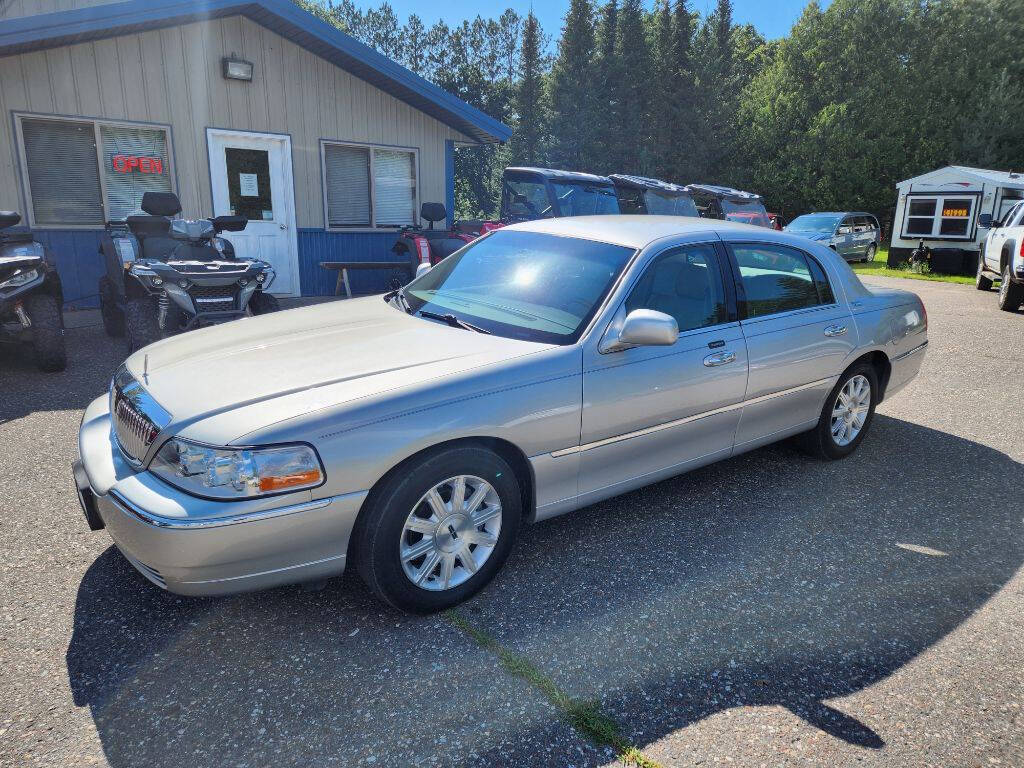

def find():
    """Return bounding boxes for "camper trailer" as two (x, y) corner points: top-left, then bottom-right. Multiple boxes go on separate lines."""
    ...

(890, 166), (1024, 274)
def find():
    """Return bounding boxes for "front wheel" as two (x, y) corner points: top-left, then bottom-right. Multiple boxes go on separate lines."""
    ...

(125, 296), (161, 353)
(248, 291), (280, 315)
(25, 293), (66, 372)
(998, 265), (1023, 312)
(353, 446), (521, 613)
(976, 255), (993, 291)
(797, 363), (878, 460)
(98, 277), (125, 336)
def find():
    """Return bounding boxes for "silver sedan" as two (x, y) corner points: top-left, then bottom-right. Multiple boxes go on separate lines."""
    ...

(74, 216), (928, 612)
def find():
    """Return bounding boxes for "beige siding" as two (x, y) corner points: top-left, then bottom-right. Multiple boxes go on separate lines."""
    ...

(0, 0), (116, 21)
(0, 15), (473, 227)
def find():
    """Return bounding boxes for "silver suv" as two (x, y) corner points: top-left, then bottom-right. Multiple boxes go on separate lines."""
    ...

(785, 212), (881, 262)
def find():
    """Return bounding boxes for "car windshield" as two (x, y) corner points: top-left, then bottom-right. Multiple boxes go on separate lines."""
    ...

(722, 198), (769, 226)
(402, 229), (635, 344)
(644, 191), (699, 217)
(786, 214), (841, 233)
(504, 179), (553, 221)
(551, 182), (620, 216)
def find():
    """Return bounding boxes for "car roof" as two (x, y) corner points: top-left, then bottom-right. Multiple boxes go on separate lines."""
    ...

(501, 215), (776, 249)
(687, 184), (763, 202)
(504, 167), (614, 184)
(608, 174), (692, 195)
(798, 211), (876, 217)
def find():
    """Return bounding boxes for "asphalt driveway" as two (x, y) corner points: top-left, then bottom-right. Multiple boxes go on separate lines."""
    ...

(1, 277), (1021, 767)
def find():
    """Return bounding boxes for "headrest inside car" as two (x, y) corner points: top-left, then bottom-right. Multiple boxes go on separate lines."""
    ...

(420, 202), (447, 223)
(141, 191), (183, 217)
(0, 211), (22, 229)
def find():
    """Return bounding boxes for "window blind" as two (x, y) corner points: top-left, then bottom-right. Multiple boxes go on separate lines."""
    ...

(324, 144), (371, 227)
(373, 149), (416, 227)
(21, 118), (103, 225)
(100, 125), (172, 221)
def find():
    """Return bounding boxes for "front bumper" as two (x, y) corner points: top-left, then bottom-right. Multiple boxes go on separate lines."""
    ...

(74, 394), (367, 596)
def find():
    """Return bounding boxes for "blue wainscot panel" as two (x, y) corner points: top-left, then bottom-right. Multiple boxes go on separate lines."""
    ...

(296, 229), (412, 297)
(34, 229), (105, 309)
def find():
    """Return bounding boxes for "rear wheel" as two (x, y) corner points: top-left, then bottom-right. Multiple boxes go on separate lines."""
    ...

(354, 446), (521, 613)
(248, 291), (280, 315)
(797, 363), (878, 460)
(25, 293), (66, 372)
(125, 296), (161, 353)
(998, 264), (1023, 311)
(863, 244), (876, 263)
(98, 277), (125, 336)
(976, 255), (993, 291)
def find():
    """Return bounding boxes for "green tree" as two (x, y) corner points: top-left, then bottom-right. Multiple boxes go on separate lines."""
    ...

(666, 0), (701, 182)
(509, 11), (547, 166)
(613, 0), (653, 173)
(593, 0), (622, 169)
(548, 0), (597, 170)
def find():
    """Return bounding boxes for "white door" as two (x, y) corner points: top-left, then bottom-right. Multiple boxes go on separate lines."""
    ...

(207, 129), (299, 296)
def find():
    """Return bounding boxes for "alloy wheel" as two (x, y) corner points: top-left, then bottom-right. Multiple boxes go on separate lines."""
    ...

(831, 374), (871, 447)
(399, 475), (502, 591)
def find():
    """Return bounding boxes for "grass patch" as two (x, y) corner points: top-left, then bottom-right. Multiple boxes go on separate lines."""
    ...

(444, 610), (663, 768)
(849, 248), (975, 285)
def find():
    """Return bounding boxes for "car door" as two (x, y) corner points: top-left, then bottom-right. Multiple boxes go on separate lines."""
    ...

(577, 241), (748, 503)
(854, 216), (873, 255)
(834, 216), (857, 259)
(984, 203), (1015, 270)
(726, 240), (856, 451)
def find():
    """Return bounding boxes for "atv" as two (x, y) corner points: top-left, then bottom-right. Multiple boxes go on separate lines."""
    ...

(687, 184), (773, 227)
(98, 192), (280, 352)
(0, 211), (66, 371)
(392, 202), (474, 276)
(609, 174), (699, 217)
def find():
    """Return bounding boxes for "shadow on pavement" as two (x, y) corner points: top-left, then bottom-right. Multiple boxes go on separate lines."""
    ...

(67, 416), (1023, 766)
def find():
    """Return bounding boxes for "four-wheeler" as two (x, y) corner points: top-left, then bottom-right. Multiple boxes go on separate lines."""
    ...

(0, 211), (66, 371)
(976, 203), (1024, 311)
(98, 192), (279, 352)
(689, 184), (773, 227)
(609, 174), (699, 217)
(392, 203), (474, 275)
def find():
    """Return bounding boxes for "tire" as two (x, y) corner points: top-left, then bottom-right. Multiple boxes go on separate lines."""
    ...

(24, 292), (66, 372)
(976, 255), (993, 291)
(353, 446), (522, 613)
(248, 291), (280, 315)
(797, 362), (878, 460)
(125, 296), (161, 353)
(863, 244), (876, 263)
(998, 264), (1023, 312)
(98, 277), (125, 336)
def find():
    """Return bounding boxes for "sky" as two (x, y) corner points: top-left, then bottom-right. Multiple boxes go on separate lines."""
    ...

(364, 0), (830, 42)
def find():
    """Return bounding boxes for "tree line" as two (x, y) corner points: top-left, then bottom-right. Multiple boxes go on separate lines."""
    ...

(301, 0), (1024, 228)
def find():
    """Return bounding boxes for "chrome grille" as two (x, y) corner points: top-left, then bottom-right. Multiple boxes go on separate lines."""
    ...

(110, 366), (171, 465)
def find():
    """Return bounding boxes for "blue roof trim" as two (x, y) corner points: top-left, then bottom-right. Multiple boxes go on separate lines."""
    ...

(0, 0), (511, 144)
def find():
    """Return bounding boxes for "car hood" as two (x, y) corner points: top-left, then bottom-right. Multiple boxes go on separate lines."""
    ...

(124, 297), (552, 440)
(785, 230), (834, 242)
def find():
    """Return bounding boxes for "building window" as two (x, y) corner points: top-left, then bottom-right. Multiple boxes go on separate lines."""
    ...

(902, 195), (976, 239)
(322, 141), (418, 229)
(17, 114), (173, 227)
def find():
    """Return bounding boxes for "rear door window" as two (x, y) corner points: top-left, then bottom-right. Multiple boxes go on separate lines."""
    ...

(731, 243), (832, 318)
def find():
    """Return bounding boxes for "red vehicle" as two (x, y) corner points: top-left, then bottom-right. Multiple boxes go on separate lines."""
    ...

(392, 203), (474, 273)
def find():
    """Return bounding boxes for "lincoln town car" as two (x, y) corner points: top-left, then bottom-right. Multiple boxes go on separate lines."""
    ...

(74, 216), (928, 613)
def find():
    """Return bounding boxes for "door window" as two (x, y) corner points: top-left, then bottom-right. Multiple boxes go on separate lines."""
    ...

(732, 244), (832, 318)
(225, 147), (273, 221)
(625, 243), (728, 334)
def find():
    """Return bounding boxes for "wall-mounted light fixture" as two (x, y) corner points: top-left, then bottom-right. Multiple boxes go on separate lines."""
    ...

(222, 56), (253, 82)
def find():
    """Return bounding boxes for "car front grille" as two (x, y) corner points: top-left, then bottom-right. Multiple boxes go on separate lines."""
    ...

(191, 285), (238, 313)
(110, 366), (171, 465)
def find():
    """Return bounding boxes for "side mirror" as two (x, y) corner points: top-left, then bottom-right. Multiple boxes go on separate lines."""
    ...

(415, 262), (432, 280)
(979, 213), (993, 229)
(601, 308), (678, 353)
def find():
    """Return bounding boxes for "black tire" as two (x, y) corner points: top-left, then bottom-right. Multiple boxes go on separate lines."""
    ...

(863, 244), (876, 263)
(125, 296), (161, 353)
(98, 277), (125, 337)
(353, 446), (522, 613)
(998, 264), (1023, 312)
(976, 255), (993, 291)
(248, 291), (280, 315)
(797, 362), (878, 460)
(24, 292), (66, 372)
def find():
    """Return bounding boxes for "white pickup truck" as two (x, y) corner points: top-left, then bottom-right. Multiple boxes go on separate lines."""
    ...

(977, 203), (1024, 311)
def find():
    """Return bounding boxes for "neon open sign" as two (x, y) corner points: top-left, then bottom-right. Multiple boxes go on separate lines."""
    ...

(111, 155), (164, 174)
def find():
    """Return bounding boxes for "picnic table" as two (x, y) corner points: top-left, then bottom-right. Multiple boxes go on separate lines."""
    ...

(319, 261), (413, 298)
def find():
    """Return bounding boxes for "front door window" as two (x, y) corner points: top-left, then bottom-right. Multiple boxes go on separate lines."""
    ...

(225, 147), (274, 221)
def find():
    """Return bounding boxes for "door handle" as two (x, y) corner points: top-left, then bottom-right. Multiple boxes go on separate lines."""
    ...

(824, 324), (848, 337)
(703, 350), (736, 367)
(279, 224), (287, 230)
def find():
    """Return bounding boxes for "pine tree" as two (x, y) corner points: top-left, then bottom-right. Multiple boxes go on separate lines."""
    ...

(668, 0), (701, 181)
(714, 0), (733, 79)
(548, 0), (597, 170)
(593, 0), (621, 169)
(511, 12), (546, 165)
(652, 0), (675, 177)
(615, 0), (652, 173)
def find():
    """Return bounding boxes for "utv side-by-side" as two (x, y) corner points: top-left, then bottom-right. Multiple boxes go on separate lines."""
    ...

(688, 184), (773, 227)
(609, 174), (700, 217)
(98, 192), (279, 352)
(0, 211), (66, 371)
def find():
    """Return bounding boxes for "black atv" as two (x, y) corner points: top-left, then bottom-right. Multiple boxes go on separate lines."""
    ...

(0, 211), (66, 371)
(98, 192), (280, 352)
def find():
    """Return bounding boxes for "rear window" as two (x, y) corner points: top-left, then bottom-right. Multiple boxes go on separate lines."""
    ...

(732, 243), (834, 318)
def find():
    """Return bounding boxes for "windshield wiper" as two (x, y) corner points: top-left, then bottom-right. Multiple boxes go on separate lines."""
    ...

(419, 310), (491, 334)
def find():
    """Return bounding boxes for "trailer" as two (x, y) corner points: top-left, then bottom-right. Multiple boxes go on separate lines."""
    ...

(889, 166), (1024, 274)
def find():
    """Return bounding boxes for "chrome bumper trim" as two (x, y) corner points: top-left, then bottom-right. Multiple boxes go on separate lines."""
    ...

(892, 339), (928, 362)
(107, 490), (336, 529)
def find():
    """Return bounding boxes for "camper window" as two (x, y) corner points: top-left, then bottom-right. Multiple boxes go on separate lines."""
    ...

(902, 194), (976, 239)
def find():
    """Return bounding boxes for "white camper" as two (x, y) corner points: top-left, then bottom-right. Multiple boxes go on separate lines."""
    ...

(890, 165), (1024, 274)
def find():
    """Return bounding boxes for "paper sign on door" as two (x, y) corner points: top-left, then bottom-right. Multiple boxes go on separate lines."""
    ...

(239, 173), (259, 197)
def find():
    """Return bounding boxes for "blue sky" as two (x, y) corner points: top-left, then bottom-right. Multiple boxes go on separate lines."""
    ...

(365, 0), (828, 42)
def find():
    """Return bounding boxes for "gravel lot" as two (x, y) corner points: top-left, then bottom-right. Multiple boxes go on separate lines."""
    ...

(1, 277), (1021, 768)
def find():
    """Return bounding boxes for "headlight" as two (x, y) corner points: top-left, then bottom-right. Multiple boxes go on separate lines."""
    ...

(0, 268), (39, 291)
(150, 438), (324, 499)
